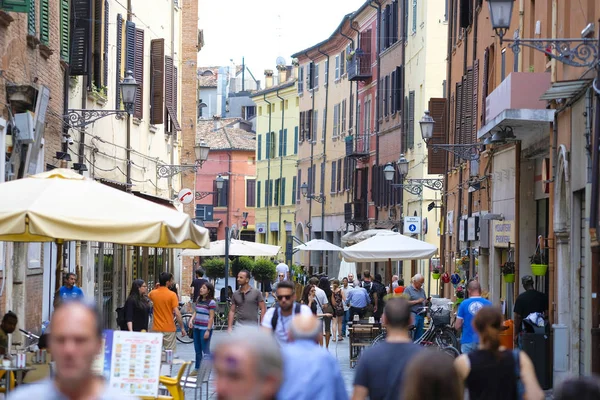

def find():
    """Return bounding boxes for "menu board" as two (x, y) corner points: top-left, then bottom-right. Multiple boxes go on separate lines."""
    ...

(95, 330), (163, 397)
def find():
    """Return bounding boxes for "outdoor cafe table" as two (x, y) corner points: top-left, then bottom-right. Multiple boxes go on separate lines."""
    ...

(0, 365), (35, 395)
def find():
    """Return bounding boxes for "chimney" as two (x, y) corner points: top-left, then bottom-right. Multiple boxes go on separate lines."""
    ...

(277, 65), (288, 83)
(213, 115), (221, 130)
(264, 69), (274, 88)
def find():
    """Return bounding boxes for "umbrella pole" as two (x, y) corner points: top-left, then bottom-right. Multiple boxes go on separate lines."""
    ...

(55, 240), (64, 294)
(387, 258), (392, 292)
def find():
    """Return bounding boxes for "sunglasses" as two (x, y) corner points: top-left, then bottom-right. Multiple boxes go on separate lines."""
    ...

(277, 295), (292, 301)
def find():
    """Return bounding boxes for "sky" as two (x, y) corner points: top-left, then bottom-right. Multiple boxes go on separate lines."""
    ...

(197, 0), (367, 78)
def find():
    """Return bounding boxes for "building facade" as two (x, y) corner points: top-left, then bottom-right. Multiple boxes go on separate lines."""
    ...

(251, 65), (298, 262)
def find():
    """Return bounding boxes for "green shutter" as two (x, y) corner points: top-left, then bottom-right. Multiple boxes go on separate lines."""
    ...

(39, 0), (49, 45)
(59, 0), (70, 61)
(1, 0), (30, 13)
(283, 128), (288, 156)
(281, 177), (286, 205)
(265, 132), (270, 158)
(257, 134), (262, 160)
(27, 0), (35, 36)
(257, 181), (261, 208)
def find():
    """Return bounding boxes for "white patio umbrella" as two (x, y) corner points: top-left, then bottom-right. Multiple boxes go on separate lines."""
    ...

(294, 239), (342, 251)
(181, 239), (280, 257)
(338, 258), (357, 281)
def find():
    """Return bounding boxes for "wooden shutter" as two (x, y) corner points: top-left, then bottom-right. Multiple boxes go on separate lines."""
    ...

(27, 0), (35, 36)
(150, 39), (165, 125)
(257, 134), (262, 160)
(455, 82), (463, 165)
(281, 178), (286, 205)
(297, 170), (302, 202)
(115, 14), (123, 109)
(103, 1), (109, 89)
(133, 28), (145, 119)
(257, 181), (261, 208)
(428, 98), (448, 174)
(391, 71), (396, 113)
(294, 127), (298, 154)
(92, 0), (103, 88)
(299, 111), (304, 141)
(292, 176), (297, 205)
(337, 159), (342, 192)
(125, 21), (136, 75)
(395, 66), (403, 113)
(283, 128), (288, 156)
(472, 60), (479, 142)
(464, 68), (473, 143)
(265, 131), (271, 158)
(380, 5), (387, 51)
(165, 56), (174, 108)
(246, 179), (256, 207)
(482, 47), (490, 125)
(349, 92), (354, 131)
(408, 91), (415, 149)
(331, 161), (336, 193)
(384, 76), (389, 116)
(174, 66), (178, 125)
(39, 0), (49, 45)
(392, 0), (399, 42)
(278, 129), (283, 157)
(59, 0), (70, 62)
(70, 0), (92, 76)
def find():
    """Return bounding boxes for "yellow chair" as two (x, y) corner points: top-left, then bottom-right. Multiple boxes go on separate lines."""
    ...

(0, 370), (15, 393)
(159, 361), (191, 400)
(139, 396), (174, 400)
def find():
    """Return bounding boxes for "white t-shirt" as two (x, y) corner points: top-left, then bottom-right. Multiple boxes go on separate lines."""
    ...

(340, 286), (351, 311)
(314, 286), (329, 315)
(276, 263), (289, 279)
(261, 304), (313, 343)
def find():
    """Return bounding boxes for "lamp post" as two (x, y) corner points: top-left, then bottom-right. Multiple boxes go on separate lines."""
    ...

(384, 153), (443, 194)
(300, 182), (325, 203)
(214, 175), (231, 293)
(156, 141), (211, 178)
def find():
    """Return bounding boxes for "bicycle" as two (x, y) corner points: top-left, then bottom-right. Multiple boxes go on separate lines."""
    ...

(175, 302), (194, 344)
(213, 301), (231, 330)
(17, 329), (40, 352)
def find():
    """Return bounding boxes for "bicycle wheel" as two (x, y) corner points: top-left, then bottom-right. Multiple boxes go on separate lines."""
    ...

(440, 345), (461, 358)
(435, 327), (459, 349)
(176, 313), (194, 344)
(371, 332), (386, 346)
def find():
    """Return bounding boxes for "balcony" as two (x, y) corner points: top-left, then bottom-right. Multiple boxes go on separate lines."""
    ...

(345, 133), (370, 158)
(344, 201), (368, 225)
(347, 51), (372, 81)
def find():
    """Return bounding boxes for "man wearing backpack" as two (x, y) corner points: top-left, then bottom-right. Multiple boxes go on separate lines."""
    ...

(262, 281), (312, 343)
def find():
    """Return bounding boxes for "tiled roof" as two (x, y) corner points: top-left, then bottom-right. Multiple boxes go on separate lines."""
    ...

(197, 120), (256, 151)
(198, 67), (219, 87)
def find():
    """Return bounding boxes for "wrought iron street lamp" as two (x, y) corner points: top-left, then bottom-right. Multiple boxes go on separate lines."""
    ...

(420, 110), (481, 161)
(383, 155), (443, 194)
(66, 71), (138, 128)
(300, 182), (325, 203)
(156, 141), (211, 178)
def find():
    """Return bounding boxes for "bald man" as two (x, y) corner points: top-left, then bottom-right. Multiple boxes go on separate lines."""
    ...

(278, 315), (348, 400)
(455, 280), (492, 353)
(10, 301), (136, 399)
(404, 274), (427, 341)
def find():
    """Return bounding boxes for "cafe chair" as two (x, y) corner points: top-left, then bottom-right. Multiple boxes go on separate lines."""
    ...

(181, 355), (212, 400)
(139, 396), (174, 400)
(0, 371), (15, 393)
(159, 361), (191, 400)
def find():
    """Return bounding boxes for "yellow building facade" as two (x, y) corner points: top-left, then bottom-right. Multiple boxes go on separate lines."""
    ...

(250, 67), (299, 261)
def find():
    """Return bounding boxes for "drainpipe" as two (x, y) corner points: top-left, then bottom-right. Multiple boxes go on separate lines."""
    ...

(589, 34), (600, 245)
(368, 1), (381, 222)
(304, 50), (315, 241)
(349, 19), (360, 208)
(317, 46), (329, 244)
(276, 88), (285, 245)
(340, 24), (355, 210)
(264, 94), (272, 244)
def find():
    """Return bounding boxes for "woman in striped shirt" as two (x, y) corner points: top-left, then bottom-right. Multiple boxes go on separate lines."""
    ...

(188, 282), (216, 375)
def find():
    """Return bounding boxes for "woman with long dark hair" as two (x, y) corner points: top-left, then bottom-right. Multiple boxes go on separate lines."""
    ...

(189, 282), (216, 375)
(318, 277), (333, 349)
(454, 306), (544, 400)
(301, 285), (318, 315)
(401, 349), (463, 400)
(331, 279), (345, 342)
(125, 279), (150, 332)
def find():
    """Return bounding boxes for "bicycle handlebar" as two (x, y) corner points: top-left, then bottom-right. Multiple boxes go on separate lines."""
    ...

(19, 328), (40, 340)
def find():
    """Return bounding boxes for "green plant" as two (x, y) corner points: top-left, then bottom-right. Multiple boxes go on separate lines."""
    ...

(500, 261), (516, 275)
(253, 259), (276, 282)
(231, 256), (255, 278)
(432, 266), (441, 274)
(529, 252), (546, 265)
(455, 284), (465, 299)
(203, 258), (225, 280)
(90, 83), (107, 96)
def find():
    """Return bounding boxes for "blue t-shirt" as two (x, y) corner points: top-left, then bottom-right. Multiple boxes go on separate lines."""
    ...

(59, 285), (84, 301)
(457, 296), (492, 344)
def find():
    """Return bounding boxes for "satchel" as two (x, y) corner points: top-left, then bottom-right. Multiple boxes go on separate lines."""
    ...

(512, 350), (525, 400)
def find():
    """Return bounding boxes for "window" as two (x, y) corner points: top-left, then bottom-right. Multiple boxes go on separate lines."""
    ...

(311, 110), (318, 141)
(195, 205), (214, 222)
(330, 161), (337, 193)
(283, 128), (288, 156)
(257, 134), (262, 160)
(280, 177), (286, 205)
(324, 59), (328, 86)
(390, 71), (396, 113)
(257, 181), (261, 208)
(384, 76), (389, 116)
(408, 91), (415, 149)
(292, 176), (297, 205)
(278, 129), (284, 157)
(213, 178), (229, 207)
(412, 0), (417, 34)
(298, 66), (304, 93)
(246, 179), (256, 207)
(70, 0), (93, 76)
(133, 28), (144, 119)
(265, 132), (271, 158)
(307, 62), (314, 89)
(340, 50), (345, 76)
(459, 0), (473, 29)
(403, 0), (409, 40)
(294, 127), (298, 154)
(322, 108), (326, 141)
(337, 159), (342, 192)
(333, 104), (340, 137)
(314, 63), (319, 88)
(341, 100), (347, 133)
(335, 55), (340, 81)
(444, 0), (449, 21)
(274, 179), (280, 206)
(296, 170), (302, 202)
(269, 131), (276, 158)
(150, 39), (165, 124)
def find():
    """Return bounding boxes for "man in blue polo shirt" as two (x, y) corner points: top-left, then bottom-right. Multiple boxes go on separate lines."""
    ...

(58, 273), (84, 303)
(455, 280), (492, 353)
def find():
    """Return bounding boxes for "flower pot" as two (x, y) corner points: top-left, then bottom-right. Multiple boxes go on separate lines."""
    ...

(432, 273), (441, 280)
(531, 264), (548, 276)
(455, 298), (464, 305)
(503, 273), (515, 283)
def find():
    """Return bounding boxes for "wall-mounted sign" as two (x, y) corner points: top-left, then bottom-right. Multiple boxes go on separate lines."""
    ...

(404, 216), (421, 235)
(492, 220), (515, 248)
(178, 188), (193, 204)
(459, 217), (467, 242)
(467, 216), (480, 241)
(270, 222), (279, 232)
(256, 223), (266, 234)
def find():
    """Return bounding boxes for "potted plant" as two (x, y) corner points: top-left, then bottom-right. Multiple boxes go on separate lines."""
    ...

(432, 267), (441, 280)
(455, 284), (465, 304)
(530, 251), (548, 276)
(203, 258), (225, 281)
(253, 258), (277, 283)
(231, 256), (255, 278)
(501, 261), (516, 283)
(459, 255), (470, 271)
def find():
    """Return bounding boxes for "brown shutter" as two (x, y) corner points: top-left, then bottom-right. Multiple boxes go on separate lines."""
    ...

(481, 47), (490, 125)
(165, 56), (174, 108)
(428, 98), (448, 175)
(92, 0), (103, 88)
(115, 14), (123, 109)
(70, 0), (93, 76)
(133, 28), (144, 119)
(454, 82), (462, 166)
(150, 39), (165, 125)
(472, 60), (479, 142)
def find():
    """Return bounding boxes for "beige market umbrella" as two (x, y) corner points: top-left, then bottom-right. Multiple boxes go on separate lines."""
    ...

(0, 169), (210, 289)
(181, 239), (280, 257)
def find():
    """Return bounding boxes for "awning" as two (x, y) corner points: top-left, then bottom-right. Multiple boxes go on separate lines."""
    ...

(539, 79), (591, 101)
(132, 191), (176, 210)
(203, 219), (222, 228)
(166, 104), (181, 131)
(476, 108), (555, 147)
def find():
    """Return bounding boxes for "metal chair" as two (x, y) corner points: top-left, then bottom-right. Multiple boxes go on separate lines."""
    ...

(181, 355), (212, 399)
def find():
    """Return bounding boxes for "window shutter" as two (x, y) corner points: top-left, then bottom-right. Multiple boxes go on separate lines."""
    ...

(257, 181), (261, 208)
(265, 132), (271, 159)
(133, 28), (145, 119)
(299, 111), (304, 141)
(297, 170), (302, 202)
(472, 60), (479, 142)
(408, 91), (415, 149)
(371, 166), (378, 204)
(292, 176), (297, 205)
(246, 179), (256, 207)
(349, 92), (354, 131)
(391, 71), (396, 112)
(115, 14), (123, 109)
(125, 20), (136, 75)
(455, 82), (463, 165)
(70, 0), (92, 76)
(337, 159), (342, 192)
(39, 0), (49, 45)
(27, 0), (35, 36)
(384, 76), (389, 116)
(380, 5), (386, 51)
(307, 166), (312, 197)
(281, 178), (286, 205)
(150, 39), (165, 125)
(165, 56), (174, 108)
(463, 69), (473, 143)
(92, 0), (103, 88)
(274, 179), (279, 206)
(1, 0), (30, 13)
(392, 0), (399, 42)
(341, 99), (346, 133)
(396, 66), (404, 113)
(428, 98), (448, 174)
(283, 128), (288, 156)
(174, 66), (178, 122)
(403, 0), (409, 39)
(385, 4), (391, 48)
(340, 50), (345, 76)
(294, 127), (298, 154)
(269, 180), (273, 206)
(278, 129), (283, 157)
(257, 134), (262, 160)
(482, 48), (490, 125)
(103, 1), (109, 88)
(331, 161), (336, 193)
(164, 56), (180, 131)
(59, 0), (70, 62)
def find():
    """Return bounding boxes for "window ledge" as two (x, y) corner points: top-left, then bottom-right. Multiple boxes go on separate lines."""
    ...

(39, 44), (53, 60)
(149, 124), (158, 134)
(87, 91), (108, 106)
(133, 117), (142, 126)
(26, 34), (40, 49)
(0, 11), (14, 28)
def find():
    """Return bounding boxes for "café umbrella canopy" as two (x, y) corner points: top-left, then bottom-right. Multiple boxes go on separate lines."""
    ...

(294, 239), (342, 252)
(181, 239), (280, 257)
(0, 168), (210, 248)
(340, 231), (437, 262)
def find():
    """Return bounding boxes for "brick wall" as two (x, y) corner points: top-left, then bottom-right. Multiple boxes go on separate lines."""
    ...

(180, 0), (200, 291)
(1, 2), (66, 329)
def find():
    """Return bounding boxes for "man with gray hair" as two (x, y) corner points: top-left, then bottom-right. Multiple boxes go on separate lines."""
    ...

(403, 273), (427, 341)
(213, 327), (283, 400)
(277, 314), (348, 400)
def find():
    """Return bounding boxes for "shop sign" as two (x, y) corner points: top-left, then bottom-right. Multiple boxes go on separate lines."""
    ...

(492, 220), (515, 248)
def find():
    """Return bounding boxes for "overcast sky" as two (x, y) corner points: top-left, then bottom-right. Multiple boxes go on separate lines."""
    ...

(197, 0), (366, 76)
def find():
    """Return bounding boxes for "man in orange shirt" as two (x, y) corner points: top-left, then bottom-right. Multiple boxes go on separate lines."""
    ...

(149, 272), (186, 351)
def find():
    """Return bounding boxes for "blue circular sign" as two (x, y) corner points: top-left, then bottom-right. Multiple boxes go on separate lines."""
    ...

(409, 224), (417, 232)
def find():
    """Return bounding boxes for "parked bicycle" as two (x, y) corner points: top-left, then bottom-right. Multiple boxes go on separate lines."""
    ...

(175, 302), (193, 344)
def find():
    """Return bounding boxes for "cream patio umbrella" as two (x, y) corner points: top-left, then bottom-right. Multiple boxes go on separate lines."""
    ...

(293, 239), (342, 251)
(181, 239), (280, 257)
(0, 169), (210, 289)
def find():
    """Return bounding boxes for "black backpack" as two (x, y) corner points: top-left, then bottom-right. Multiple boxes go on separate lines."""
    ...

(271, 302), (302, 330)
(116, 306), (127, 330)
